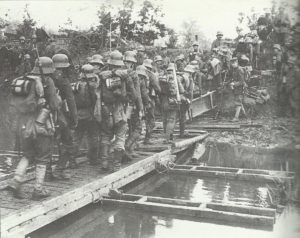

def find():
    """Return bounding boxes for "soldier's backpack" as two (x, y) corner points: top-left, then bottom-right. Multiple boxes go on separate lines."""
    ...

(9, 75), (44, 114)
(71, 81), (96, 109)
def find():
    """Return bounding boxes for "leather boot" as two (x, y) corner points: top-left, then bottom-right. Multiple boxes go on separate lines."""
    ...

(8, 157), (29, 199)
(113, 150), (123, 172)
(52, 166), (71, 180)
(32, 164), (50, 200)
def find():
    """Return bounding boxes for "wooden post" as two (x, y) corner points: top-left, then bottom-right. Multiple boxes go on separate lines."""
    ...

(172, 133), (209, 150)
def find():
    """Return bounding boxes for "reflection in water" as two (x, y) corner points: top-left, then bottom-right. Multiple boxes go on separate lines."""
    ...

(29, 143), (300, 238)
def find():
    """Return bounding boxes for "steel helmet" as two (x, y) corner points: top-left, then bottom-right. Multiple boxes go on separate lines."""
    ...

(143, 59), (153, 69)
(123, 51), (137, 63)
(81, 64), (96, 79)
(184, 65), (195, 73)
(19, 36), (25, 41)
(52, 54), (70, 68)
(136, 65), (148, 78)
(167, 63), (176, 71)
(137, 45), (145, 52)
(154, 55), (163, 63)
(32, 57), (55, 74)
(192, 41), (199, 46)
(90, 54), (104, 65)
(108, 50), (124, 66)
(175, 54), (185, 62)
(216, 31), (223, 36)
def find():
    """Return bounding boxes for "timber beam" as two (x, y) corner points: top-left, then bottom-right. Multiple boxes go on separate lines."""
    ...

(102, 193), (276, 229)
(169, 165), (294, 183)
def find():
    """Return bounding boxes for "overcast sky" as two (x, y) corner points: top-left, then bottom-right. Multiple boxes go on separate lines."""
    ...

(0, 0), (297, 40)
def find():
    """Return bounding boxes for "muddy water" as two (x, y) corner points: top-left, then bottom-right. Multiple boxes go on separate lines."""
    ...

(29, 143), (300, 238)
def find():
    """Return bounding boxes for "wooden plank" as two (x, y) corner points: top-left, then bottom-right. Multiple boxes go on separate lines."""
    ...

(172, 133), (209, 150)
(190, 143), (206, 163)
(169, 167), (294, 183)
(105, 193), (276, 217)
(0, 149), (174, 237)
(190, 91), (216, 118)
(102, 198), (274, 228)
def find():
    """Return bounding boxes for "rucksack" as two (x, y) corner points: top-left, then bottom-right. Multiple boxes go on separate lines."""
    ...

(9, 75), (44, 114)
(71, 81), (96, 109)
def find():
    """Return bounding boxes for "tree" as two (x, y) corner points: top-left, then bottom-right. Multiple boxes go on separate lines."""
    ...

(166, 28), (178, 48)
(180, 20), (210, 49)
(16, 4), (36, 39)
(134, 0), (167, 45)
(116, 0), (136, 41)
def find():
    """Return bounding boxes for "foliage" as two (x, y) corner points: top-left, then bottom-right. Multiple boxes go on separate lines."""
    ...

(134, 0), (166, 45)
(180, 20), (210, 49)
(16, 4), (36, 39)
(166, 27), (178, 48)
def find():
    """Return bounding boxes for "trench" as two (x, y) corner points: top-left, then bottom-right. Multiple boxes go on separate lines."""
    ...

(26, 142), (300, 238)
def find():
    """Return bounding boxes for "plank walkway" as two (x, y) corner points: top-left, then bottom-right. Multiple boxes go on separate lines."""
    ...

(0, 133), (208, 238)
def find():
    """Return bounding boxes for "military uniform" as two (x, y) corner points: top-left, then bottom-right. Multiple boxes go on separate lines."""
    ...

(159, 63), (184, 143)
(100, 51), (136, 171)
(229, 58), (247, 121)
(143, 59), (161, 144)
(52, 54), (78, 179)
(73, 64), (100, 166)
(9, 57), (61, 200)
(178, 66), (194, 137)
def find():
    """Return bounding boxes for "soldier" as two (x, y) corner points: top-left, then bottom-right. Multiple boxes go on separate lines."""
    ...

(51, 54), (78, 180)
(189, 41), (202, 62)
(179, 65), (194, 137)
(143, 59), (161, 144)
(190, 60), (204, 96)
(15, 54), (32, 75)
(159, 63), (183, 143)
(99, 51), (132, 171)
(136, 45), (146, 65)
(8, 57), (61, 199)
(73, 64), (100, 166)
(229, 57), (248, 122)
(153, 55), (164, 73)
(123, 51), (144, 159)
(160, 45), (170, 70)
(175, 54), (186, 72)
(211, 31), (224, 50)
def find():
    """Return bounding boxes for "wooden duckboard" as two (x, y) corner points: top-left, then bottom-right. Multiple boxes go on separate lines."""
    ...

(169, 165), (295, 183)
(0, 148), (175, 238)
(102, 193), (276, 229)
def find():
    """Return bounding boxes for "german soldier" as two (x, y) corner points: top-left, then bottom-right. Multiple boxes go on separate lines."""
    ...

(123, 51), (143, 159)
(229, 57), (248, 122)
(52, 54), (78, 180)
(179, 65), (194, 137)
(143, 59), (161, 144)
(99, 51), (131, 171)
(73, 64), (100, 166)
(9, 57), (61, 200)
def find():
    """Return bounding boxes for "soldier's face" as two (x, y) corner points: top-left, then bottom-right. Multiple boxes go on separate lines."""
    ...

(193, 45), (198, 51)
(124, 61), (133, 69)
(217, 35), (223, 40)
(20, 40), (25, 44)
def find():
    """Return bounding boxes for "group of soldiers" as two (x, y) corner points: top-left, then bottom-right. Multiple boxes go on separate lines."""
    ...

(6, 21), (299, 200)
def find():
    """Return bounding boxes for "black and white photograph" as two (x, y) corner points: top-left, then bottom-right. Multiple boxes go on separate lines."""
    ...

(0, 0), (299, 237)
